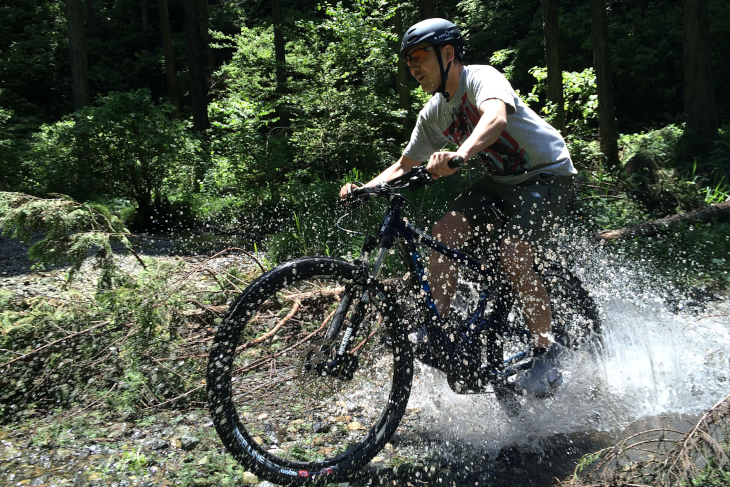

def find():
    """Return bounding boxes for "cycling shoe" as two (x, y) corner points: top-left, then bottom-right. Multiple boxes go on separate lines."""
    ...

(513, 343), (566, 398)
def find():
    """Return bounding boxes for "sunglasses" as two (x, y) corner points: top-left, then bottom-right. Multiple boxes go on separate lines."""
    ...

(403, 46), (434, 65)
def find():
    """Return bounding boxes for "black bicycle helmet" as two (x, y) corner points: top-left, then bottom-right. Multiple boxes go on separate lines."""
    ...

(400, 18), (463, 60)
(400, 18), (463, 99)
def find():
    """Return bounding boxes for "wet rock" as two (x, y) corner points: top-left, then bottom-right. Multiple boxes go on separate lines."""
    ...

(174, 425), (191, 437)
(240, 471), (258, 484)
(180, 434), (200, 451)
(108, 422), (134, 438)
(87, 445), (104, 455)
(52, 448), (75, 462)
(145, 439), (169, 450)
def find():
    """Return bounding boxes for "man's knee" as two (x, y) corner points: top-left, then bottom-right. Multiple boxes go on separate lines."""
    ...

(499, 238), (535, 274)
(432, 211), (472, 246)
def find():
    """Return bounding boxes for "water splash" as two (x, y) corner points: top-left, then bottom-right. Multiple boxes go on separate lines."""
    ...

(407, 242), (730, 458)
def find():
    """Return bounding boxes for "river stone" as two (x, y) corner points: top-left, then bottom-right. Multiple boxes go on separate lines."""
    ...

(145, 439), (169, 450)
(180, 434), (200, 451)
(108, 422), (134, 438)
(240, 471), (258, 484)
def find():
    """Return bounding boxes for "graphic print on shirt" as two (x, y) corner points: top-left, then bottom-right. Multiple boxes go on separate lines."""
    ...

(443, 92), (530, 176)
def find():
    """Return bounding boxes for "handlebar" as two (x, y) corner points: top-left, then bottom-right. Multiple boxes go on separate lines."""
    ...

(345, 156), (465, 206)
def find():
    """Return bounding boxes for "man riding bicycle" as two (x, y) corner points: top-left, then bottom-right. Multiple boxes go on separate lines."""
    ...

(340, 18), (577, 397)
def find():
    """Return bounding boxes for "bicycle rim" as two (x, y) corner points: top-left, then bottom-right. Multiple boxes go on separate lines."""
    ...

(207, 258), (413, 485)
(539, 263), (602, 348)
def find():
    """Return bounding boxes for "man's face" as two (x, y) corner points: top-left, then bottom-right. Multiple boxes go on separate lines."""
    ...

(404, 43), (442, 93)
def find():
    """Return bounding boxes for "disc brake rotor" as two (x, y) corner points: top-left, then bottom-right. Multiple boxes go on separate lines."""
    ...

(297, 338), (343, 398)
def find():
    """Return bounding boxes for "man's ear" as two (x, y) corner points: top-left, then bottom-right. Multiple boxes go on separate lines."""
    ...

(443, 44), (455, 63)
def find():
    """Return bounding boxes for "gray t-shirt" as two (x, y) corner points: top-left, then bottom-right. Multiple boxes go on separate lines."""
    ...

(403, 65), (576, 185)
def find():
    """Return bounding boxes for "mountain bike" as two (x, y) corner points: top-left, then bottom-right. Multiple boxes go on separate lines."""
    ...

(206, 157), (602, 485)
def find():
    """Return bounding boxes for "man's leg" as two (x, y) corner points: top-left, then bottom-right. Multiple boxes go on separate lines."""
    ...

(429, 210), (472, 318)
(499, 238), (552, 349)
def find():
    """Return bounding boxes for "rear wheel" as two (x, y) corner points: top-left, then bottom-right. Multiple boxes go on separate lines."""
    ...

(207, 258), (413, 485)
(539, 262), (602, 348)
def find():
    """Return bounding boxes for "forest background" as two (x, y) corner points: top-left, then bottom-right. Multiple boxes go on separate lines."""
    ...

(0, 0), (729, 279)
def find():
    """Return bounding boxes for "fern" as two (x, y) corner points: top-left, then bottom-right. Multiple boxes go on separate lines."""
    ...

(0, 191), (145, 286)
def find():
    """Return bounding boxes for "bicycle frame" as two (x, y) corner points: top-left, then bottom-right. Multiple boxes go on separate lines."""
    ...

(362, 194), (532, 383)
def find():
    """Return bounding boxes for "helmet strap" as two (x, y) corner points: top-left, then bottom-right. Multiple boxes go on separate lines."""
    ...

(432, 45), (452, 99)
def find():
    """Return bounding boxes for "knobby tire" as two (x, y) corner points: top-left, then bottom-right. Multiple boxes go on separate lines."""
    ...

(207, 258), (414, 485)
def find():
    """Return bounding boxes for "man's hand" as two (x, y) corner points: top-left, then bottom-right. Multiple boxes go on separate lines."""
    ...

(339, 183), (358, 202)
(427, 151), (465, 179)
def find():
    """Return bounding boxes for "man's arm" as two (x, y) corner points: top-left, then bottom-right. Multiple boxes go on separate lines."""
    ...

(427, 98), (508, 179)
(339, 155), (421, 199)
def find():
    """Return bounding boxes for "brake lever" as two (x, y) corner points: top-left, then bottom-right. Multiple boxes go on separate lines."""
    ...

(342, 187), (371, 209)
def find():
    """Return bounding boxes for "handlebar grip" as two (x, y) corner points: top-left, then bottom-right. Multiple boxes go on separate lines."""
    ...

(448, 156), (465, 169)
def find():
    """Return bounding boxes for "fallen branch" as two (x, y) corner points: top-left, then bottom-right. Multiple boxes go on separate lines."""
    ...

(0, 320), (112, 368)
(594, 201), (730, 242)
(160, 247), (266, 306)
(237, 301), (301, 351)
(233, 308), (337, 375)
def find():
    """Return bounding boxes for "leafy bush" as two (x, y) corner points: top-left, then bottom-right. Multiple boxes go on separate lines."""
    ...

(526, 67), (598, 139)
(28, 89), (200, 228)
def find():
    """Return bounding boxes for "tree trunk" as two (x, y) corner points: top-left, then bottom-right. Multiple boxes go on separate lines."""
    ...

(590, 0), (620, 170)
(158, 0), (180, 115)
(272, 0), (289, 127)
(394, 9), (411, 141)
(594, 201), (730, 243)
(421, 0), (436, 19)
(541, 0), (565, 132)
(183, 0), (209, 133)
(198, 0), (214, 68)
(65, 0), (91, 110)
(85, 0), (96, 39)
(141, 0), (148, 35)
(681, 0), (717, 150)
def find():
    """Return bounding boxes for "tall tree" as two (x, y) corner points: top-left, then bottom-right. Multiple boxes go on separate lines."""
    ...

(198, 0), (214, 68)
(422, 0), (436, 19)
(85, 0), (97, 39)
(183, 0), (209, 133)
(541, 0), (565, 132)
(158, 0), (180, 115)
(681, 0), (717, 149)
(590, 0), (620, 170)
(141, 0), (149, 36)
(65, 0), (91, 110)
(272, 0), (289, 127)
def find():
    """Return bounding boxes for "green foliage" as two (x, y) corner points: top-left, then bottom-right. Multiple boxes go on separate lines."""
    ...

(527, 67), (598, 138)
(287, 0), (405, 179)
(0, 258), (207, 421)
(28, 89), (200, 226)
(620, 125), (684, 164)
(0, 192), (139, 285)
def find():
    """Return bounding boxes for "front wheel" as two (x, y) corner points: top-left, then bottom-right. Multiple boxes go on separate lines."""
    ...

(207, 258), (413, 485)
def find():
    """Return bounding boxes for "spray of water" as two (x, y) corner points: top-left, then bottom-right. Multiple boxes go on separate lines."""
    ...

(407, 240), (730, 459)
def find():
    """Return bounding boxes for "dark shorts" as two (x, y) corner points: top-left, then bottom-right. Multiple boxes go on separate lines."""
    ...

(448, 173), (573, 245)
